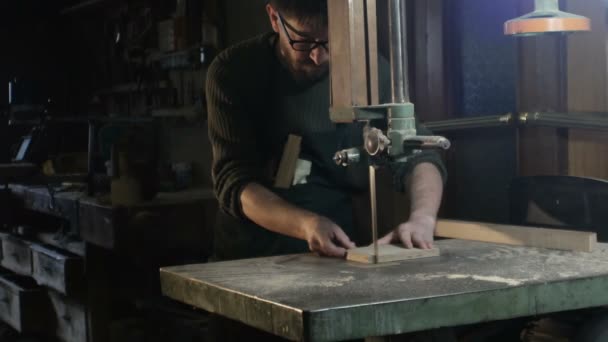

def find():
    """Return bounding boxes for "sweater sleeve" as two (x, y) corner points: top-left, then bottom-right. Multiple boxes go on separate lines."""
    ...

(206, 53), (266, 219)
(390, 122), (448, 193)
(377, 55), (447, 192)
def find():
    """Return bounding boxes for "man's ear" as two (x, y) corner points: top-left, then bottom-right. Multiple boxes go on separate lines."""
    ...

(266, 4), (280, 33)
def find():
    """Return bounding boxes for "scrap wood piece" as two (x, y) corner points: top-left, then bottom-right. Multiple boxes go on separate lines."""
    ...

(347, 244), (440, 264)
(274, 135), (302, 189)
(435, 219), (597, 252)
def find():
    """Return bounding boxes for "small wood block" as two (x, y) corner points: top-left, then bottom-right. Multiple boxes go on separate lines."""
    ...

(347, 244), (440, 264)
(274, 134), (302, 189)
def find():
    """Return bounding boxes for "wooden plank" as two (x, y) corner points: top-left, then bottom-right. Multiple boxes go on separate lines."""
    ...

(435, 219), (597, 252)
(347, 244), (440, 264)
(274, 135), (302, 189)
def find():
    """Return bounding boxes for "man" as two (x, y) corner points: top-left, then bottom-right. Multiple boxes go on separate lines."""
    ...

(206, 0), (446, 263)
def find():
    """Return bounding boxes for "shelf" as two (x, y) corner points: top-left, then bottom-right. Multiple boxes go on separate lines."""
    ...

(9, 105), (45, 113)
(148, 47), (204, 70)
(150, 106), (201, 118)
(60, 0), (108, 15)
(96, 81), (170, 95)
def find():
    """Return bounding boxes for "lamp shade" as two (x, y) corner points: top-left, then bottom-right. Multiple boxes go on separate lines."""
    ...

(505, 0), (590, 36)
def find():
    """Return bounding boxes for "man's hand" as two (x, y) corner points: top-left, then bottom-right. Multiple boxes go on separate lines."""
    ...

(304, 215), (356, 257)
(378, 215), (436, 249)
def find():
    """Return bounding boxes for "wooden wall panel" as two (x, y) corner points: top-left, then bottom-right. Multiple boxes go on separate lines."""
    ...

(517, 34), (568, 176)
(414, 0), (447, 121)
(566, 0), (608, 112)
(518, 127), (568, 176)
(515, 0), (567, 176)
(568, 129), (608, 179)
(517, 36), (565, 112)
(566, 0), (608, 179)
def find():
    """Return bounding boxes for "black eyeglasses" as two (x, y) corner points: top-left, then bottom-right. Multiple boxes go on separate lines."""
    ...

(278, 13), (328, 52)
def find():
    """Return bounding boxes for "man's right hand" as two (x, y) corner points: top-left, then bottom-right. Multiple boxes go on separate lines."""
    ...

(303, 215), (356, 258)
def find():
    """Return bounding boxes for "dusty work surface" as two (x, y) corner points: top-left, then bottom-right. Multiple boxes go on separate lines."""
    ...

(161, 239), (608, 341)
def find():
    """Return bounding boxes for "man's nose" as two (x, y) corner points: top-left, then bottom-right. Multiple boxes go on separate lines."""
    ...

(309, 46), (329, 66)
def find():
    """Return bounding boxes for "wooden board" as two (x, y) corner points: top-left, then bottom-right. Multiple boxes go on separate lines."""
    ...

(435, 219), (597, 252)
(347, 244), (440, 264)
(274, 134), (301, 189)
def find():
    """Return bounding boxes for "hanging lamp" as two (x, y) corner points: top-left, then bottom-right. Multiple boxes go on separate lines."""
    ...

(505, 0), (590, 36)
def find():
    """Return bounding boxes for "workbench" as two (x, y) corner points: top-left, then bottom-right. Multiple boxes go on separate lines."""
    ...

(160, 239), (608, 341)
(1, 184), (217, 341)
(9, 184), (215, 251)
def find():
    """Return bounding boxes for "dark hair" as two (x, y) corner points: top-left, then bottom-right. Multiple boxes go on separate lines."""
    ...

(268, 0), (327, 25)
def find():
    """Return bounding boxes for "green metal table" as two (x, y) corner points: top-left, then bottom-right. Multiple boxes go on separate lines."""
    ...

(160, 239), (608, 341)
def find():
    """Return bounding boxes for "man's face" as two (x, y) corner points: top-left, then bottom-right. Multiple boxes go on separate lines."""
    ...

(267, 6), (329, 83)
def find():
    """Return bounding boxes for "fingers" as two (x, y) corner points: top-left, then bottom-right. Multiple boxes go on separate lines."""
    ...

(308, 229), (352, 258)
(333, 228), (356, 249)
(309, 238), (346, 258)
(323, 243), (348, 258)
(398, 230), (414, 249)
(420, 235), (434, 249)
(411, 232), (429, 249)
(377, 232), (394, 245)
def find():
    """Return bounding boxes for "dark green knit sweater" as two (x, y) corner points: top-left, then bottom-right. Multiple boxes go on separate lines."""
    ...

(206, 32), (446, 260)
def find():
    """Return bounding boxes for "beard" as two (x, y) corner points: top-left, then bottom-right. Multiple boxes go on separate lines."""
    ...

(278, 44), (329, 85)
(289, 60), (329, 84)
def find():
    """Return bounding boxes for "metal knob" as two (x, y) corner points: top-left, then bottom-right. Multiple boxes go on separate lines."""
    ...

(334, 148), (361, 167)
(364, 128), (391, 156)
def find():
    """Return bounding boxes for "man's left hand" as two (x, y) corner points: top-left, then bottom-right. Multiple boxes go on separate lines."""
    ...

(378, 215), (436, 249)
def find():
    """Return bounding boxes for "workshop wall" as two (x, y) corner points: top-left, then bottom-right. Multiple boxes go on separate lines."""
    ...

(433, 0), (520, 224)
(0, 1), (72, 163)
(0, 2), (68, 112)
(223, 0), (270, 46)
(55, 0), (225, 188)
(163, 0), (268, 186)
(456, 0), (518, 116)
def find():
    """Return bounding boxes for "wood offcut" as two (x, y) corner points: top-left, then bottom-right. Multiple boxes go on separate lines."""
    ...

(347, 244), (440, 264)
(435, 219), (597, 252)
(274, 134), (302, 189)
